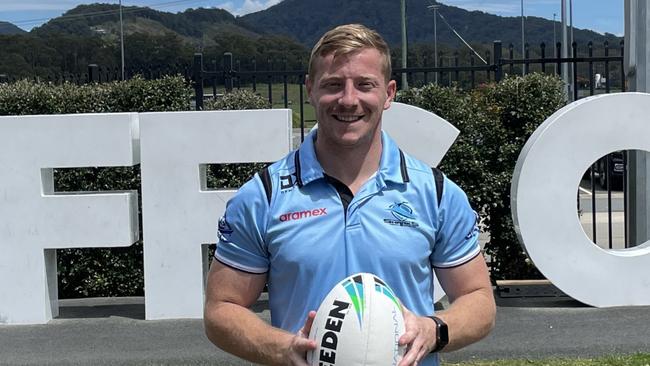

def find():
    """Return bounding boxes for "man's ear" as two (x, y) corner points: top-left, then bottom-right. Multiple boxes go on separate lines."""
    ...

(305, 74), (312, 97)
(384, 79), (397, 110)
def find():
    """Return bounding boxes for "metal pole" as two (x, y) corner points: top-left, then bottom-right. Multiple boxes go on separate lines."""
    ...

(428, 4), (440, 84)
(521, 0), (525, 75)
(624, 0), (650, 246)
(569, 0), (574, 47)
(434, 6), (438, 84)
(401, 0), (408, 90)
(553, 13), (557, 55)
(561, 0), (570, 99)
(119, 0), (125, 80)
(569, 0), (574, 96)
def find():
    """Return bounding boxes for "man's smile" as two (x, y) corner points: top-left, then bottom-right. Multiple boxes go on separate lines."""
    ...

(332, 114), (364, 122)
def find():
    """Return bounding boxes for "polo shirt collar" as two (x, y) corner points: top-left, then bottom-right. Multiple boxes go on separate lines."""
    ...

(295, 129), (409, 187)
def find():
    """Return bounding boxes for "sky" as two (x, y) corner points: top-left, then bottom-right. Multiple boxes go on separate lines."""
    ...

(0, 0), (624, 35)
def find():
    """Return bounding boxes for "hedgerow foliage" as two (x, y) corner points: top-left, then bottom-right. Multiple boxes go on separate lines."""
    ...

(0, 75), (191, 115)
(203, 89), (270, 111)
(399, 73), (566, 280)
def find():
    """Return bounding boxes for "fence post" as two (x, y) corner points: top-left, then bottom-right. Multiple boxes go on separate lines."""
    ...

(540, 42), (547, 73)
(524, 43), (530, 75)
(193, 53), (204, 111)
(556, 42), (562, 76)
(212, 59), (218, 98)
(224, 52), (233, 92)
(252, 59), (257, 92)
(493, 41), (503, 83)
(572, 42), (578, 101)
(453, 51), (459, 84)
(88, 64), (99, 83)
(620, 40), (626, 92)
(437, 51), (443, 85)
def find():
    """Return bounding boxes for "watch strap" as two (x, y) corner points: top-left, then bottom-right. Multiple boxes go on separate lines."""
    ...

(428, 316), (449, 353)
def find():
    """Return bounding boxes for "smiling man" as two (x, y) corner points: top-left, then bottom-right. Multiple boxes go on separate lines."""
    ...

(204, 24), (496, 366)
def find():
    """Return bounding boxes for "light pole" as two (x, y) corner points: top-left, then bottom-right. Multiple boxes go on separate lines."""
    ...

(428, 4), (440, 84)
(119, 0), (125, 80)
(561, 0), (570, 99)
(521, 0), (525, 75)
(569, 0), (574, 47)
(553, 12), (557, 55)
(401, 0), (408, 90)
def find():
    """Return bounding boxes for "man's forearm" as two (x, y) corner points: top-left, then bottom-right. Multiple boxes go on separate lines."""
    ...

(435, 286), (496, 352)
(204, 300), (293, 365)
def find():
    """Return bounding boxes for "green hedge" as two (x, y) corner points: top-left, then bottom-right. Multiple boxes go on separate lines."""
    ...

(399, 73), (566, 280)
(0, 75), (192, 115)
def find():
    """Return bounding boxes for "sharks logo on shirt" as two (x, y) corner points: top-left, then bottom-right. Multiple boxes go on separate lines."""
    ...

(384, 202), (419, 228)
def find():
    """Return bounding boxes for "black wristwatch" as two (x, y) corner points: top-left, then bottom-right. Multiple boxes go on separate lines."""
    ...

(428, 316), (449, 353)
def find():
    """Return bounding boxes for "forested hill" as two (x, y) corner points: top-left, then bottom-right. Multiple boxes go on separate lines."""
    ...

(0, 1), (623, 80)
(29, 0), (621, 49)
(32, 4), (257, 39)
(0, 21), (26, 35)
(240, 0), (620, 48)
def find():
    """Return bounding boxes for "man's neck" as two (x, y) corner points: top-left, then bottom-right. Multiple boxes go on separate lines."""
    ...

(314, 132), (382, 195)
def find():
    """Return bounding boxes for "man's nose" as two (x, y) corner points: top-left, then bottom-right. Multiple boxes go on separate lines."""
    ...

(338, 82), (358, 107)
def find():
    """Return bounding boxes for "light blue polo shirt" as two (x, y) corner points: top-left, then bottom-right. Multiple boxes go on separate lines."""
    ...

(215, 130), (479, 364)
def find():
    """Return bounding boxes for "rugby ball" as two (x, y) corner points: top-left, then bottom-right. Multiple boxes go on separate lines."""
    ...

(307, 273), (406, 366)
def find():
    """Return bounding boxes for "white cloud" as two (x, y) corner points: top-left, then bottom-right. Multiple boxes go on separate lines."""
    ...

(218, 1), (237, 13)
(440, 1), (518, 15)
(226, 0), (281, 16)
(0, 0), (81, 12)
(440, 0), (558, 16)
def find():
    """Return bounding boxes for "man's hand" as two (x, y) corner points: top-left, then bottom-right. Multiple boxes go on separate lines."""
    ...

(280, 310), (317, 366)
(397, 306), (437, 366)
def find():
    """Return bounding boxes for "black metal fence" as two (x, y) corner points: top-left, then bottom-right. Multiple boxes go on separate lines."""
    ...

(192, 40), (625, 121)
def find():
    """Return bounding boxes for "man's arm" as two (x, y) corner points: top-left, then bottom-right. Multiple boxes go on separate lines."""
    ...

(203, 261), (316, 366)
(434, 254), (496, 350)
(398, 254), (495, 365)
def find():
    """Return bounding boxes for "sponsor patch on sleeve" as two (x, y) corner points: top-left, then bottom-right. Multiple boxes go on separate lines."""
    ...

(217, 216), (233, 242)
(465, 212), (480, 240)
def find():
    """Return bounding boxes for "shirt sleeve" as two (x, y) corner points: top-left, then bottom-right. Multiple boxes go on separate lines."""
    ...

(430, 176), (481, 268)
(215, 174), (270, 274)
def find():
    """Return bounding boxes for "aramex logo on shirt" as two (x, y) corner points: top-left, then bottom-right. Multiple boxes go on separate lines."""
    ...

(279, 208), (327, 222)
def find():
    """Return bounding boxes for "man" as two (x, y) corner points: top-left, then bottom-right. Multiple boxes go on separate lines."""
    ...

(204, 24), (495, 366)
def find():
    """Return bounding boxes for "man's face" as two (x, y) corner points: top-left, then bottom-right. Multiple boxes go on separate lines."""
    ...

(306, 48), (397, 149)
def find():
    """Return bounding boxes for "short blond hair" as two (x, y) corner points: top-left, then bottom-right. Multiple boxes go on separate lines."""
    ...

(308, 24), (392, 82)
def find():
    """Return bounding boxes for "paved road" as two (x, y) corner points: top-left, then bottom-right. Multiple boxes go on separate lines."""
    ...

(1, 295), (649, 365)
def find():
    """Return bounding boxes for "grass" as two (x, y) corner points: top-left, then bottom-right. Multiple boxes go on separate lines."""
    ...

(446, 354), (650, 366)
(204, 82), (316, 129)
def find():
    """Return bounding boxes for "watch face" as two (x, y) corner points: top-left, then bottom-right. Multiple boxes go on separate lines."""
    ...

(431, 316), (449, 352)
(438, 320), (449, 343)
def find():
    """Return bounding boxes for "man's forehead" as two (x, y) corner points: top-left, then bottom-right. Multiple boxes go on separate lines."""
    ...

(312, 48), (384, 77)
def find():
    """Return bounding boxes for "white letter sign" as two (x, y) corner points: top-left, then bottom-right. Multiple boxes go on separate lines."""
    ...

(512, 93), (650, 307)
(140, 110), (291, 320)
(0, 113), (140, 324)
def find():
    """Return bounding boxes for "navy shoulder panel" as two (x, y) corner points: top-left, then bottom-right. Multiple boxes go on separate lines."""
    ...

(258, 166), (273, 205)
(432, 167), (444, 206)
